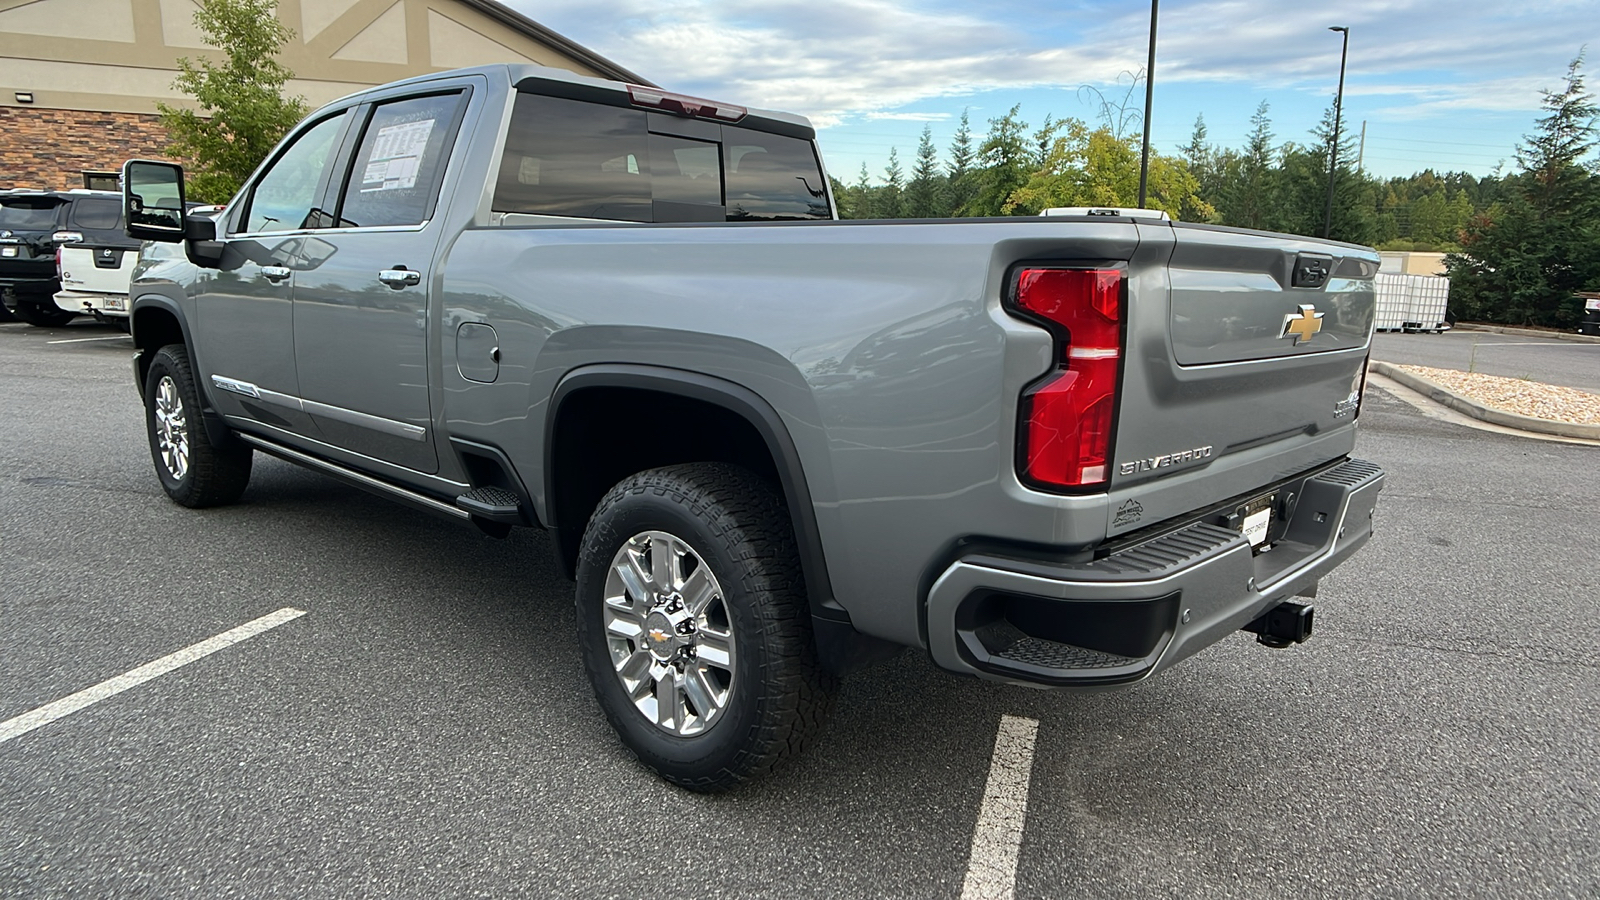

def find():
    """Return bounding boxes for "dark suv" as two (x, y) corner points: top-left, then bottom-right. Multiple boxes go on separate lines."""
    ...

(0, 189), (136, 327)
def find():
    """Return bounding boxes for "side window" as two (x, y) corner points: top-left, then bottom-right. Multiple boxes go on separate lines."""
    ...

(244, 112), (348, 234)
(336, 92), (467, 228)
(69, 198), (122, 230)
(494, 93), (651, 222)
(722, 126), (830, 221)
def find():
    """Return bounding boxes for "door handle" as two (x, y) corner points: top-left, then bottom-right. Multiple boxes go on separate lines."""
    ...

(261, 265), (291, 283)
(378, 268), (422, 289)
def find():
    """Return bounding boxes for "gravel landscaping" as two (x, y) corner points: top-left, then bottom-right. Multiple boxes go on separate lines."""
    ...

(1392, 364), (1600, 425)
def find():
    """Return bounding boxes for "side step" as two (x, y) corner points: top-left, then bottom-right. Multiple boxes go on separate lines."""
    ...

(455, 486), (523, 523)
(236, 433), (470, 522)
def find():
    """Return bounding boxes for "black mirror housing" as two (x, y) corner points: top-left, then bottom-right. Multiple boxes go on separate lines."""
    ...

(123, 159), (188, 243)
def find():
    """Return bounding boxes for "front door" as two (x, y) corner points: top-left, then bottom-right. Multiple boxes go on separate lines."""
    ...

(195, 110), (352, 438)
(291, 88), (472, 475)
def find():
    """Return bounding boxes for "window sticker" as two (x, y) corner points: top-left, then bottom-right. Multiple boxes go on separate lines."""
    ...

(362, 119), (436, 192)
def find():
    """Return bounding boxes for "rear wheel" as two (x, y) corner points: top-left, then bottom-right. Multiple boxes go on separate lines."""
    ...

(575, 463), (835, 791)
(10, 297), (75, 327)
(144, 344), (253, 507)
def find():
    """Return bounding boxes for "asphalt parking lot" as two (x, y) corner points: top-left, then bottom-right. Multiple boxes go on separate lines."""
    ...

(2, 320), (1597, 898)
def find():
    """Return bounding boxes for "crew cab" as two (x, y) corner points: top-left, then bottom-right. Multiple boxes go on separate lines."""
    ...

(123, 64), (1385, 790)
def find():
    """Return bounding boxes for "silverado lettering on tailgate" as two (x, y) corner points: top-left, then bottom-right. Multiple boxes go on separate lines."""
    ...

(1119, 445), (1214, 477)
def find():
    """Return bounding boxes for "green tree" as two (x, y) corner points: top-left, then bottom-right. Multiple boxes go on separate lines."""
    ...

(946, 109), (978, 215)
(1006, 121), (1212, 220)
(158, 0), (309, 203)
(1448, 53), (1600, 326)
(962, 105), (1031, 216)
(881, 147), (905, 218)
(1215, 101), (1279, 230)
(905, 125), (946, 218)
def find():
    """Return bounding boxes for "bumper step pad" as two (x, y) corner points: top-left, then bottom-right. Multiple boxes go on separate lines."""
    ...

(455, 486), (523, 522)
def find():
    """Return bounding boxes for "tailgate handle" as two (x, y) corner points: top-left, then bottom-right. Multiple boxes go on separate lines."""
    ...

(1292, 254), (1333, 289)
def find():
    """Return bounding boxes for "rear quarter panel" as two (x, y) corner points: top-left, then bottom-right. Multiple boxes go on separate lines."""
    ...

(438, 218), (1141, 646)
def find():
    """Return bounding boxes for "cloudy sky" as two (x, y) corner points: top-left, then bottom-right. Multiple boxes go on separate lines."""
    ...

(514, 0), (1600, 184)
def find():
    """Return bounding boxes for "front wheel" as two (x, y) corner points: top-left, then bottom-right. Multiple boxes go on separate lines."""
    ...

(575, 463), (835, 791)
(144, 344), (253, 507)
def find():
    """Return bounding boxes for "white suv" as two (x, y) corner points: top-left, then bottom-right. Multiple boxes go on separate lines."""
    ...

(51, 194), (144, 328)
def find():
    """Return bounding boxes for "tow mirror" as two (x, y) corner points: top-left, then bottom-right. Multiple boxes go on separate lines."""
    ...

(123, 160), (187, 242)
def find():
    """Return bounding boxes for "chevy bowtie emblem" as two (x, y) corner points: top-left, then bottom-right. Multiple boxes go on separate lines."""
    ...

(1281, 304), (1324, 345)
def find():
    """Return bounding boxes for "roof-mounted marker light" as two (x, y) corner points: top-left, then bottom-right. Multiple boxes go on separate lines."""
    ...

(627, 84), (747, 123)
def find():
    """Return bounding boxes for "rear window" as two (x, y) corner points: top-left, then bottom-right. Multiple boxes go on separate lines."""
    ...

(0, 199), (64, 231)
(493, 93), (829, 223)
(69, 198), (123, 230)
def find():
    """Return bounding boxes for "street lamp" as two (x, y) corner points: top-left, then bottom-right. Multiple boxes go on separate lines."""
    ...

(1323, 25), (1350, 239)
(1137, 0), (1159, 208)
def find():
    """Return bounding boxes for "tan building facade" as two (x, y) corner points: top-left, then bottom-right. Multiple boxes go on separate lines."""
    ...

(0, 0), (647, 189)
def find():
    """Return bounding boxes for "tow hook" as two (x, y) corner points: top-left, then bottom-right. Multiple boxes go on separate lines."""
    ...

(1242, 602), (1315, 649)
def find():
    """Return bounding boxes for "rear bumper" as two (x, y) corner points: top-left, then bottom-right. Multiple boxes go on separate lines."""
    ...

(55, 290), (129, 316)
(926, 457), (1384, 688)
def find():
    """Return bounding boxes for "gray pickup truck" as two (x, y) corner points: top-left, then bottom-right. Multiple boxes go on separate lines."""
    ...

(123, 63), (1384, 791)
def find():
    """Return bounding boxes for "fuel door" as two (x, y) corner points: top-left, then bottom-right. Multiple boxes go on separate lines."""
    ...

(456, 322), (500, 384)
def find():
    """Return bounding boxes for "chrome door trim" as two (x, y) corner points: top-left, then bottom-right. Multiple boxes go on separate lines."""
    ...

(211, 374), (428, 441)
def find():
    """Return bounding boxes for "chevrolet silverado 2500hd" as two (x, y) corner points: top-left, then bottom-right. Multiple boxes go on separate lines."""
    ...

(123, 64), (1385, 790)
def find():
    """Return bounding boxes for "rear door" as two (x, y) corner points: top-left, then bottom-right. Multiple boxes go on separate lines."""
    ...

(290, 81), (476, 475)
(1107, 222), (1378, 535)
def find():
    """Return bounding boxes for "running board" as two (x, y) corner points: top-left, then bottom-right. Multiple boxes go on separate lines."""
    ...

(236, 433), (471, 523)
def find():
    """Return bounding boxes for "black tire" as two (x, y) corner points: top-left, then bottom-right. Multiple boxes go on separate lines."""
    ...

(575, 463), (835, 791)
(11, 298), (76, 327)
(144, 344), (252, 507)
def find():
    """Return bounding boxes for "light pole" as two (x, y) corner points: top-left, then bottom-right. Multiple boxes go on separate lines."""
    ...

(1137, 0), (1158, 208)
(1323, 25), (1349, 239)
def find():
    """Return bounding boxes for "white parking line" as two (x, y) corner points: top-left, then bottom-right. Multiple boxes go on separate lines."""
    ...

(960, 715), (1041, 900)
(46, 335), (130, 344)
(0, 607), (307, 745)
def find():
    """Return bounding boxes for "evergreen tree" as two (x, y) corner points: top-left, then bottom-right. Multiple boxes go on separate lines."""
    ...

(906, 125), (946, 218)
(881, 147), (905, 218)
(963, 105), (1031, 217)
(947, 109), (977, 216)
(1449, 53), (1600, 326)
(851, 162), (875, 219)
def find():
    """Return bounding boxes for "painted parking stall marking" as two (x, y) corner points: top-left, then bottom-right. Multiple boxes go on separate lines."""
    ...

(960, 715), (1041, 900)
(0, 607), (307, 745)
(47, 335), (131, 344)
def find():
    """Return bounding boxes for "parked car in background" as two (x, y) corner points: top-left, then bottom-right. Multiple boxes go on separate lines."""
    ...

(1579, 294), (1600, 336)
(53, 198), (154, 330)
(0, 189), (127, 327)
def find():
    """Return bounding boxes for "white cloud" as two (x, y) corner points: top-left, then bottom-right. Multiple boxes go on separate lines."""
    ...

(865, 112), (954, 121)
(513, 0), (1599, 125)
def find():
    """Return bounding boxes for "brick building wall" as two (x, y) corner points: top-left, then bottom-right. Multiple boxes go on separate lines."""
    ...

(0, 108), (173, 191)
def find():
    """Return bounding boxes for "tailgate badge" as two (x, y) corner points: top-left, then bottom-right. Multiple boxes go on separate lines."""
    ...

(1280, 304), (1324, 345)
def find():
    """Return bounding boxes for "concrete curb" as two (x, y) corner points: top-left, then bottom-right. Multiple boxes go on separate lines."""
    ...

(1453, 323), (1600, 344)
(1369, 361), (1600, 440)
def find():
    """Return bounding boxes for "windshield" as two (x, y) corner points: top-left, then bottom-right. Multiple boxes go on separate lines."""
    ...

(0, 199), (64, 231)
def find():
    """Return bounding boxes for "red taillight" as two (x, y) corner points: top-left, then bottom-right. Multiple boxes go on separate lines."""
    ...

(1012, 268), (1124, 489)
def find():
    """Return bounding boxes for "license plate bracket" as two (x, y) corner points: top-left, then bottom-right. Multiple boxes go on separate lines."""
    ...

(1238, 492), (1275, 549)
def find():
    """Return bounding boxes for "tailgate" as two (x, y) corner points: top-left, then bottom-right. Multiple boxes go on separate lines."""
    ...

(1107, 222), (1377, 536)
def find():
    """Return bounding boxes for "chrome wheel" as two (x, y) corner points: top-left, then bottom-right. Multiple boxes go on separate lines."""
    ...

(603, 530), (736, 736)
(153, 374), (190, 481)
